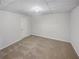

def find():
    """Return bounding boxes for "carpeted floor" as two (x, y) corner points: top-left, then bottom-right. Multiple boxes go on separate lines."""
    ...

(0, 35), (79, 59)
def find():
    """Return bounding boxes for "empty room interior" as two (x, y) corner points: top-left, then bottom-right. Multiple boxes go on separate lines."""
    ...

(0, 0), (79, 59)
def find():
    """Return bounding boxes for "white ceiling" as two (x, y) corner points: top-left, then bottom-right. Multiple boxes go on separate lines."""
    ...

(0, 0), (79, 15)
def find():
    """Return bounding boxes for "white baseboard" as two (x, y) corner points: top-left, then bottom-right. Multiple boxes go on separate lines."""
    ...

(70, 41), (79, 56)
(0, 35), (31, 50)
(32, 34), (70, 43)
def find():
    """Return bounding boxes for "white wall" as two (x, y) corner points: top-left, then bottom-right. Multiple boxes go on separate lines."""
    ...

(71, 6), (79, 56)
(20, 15), (31, 38)
(0, 11), (31, 49)
(32, 13), (70, 42)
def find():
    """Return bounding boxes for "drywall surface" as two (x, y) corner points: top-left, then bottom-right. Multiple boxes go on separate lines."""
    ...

(71, 6), (79, 56)
(32, 13), (70, 42)
(0, 11), (31, 49)
(20, 15), (31, 38)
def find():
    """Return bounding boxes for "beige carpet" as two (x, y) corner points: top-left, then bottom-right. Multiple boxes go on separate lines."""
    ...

(0, 35), (79, 59)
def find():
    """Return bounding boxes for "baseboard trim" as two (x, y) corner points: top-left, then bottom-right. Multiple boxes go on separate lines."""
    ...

(0, 34), (70, 50)
(31, 34), (70, 43)
(31, 34), (79, 57)
(0, 35), (31, 50)
(70, 42), (79, 56)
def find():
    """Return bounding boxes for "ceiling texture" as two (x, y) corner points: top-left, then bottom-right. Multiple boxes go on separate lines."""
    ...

(0, 0), (79, 15)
